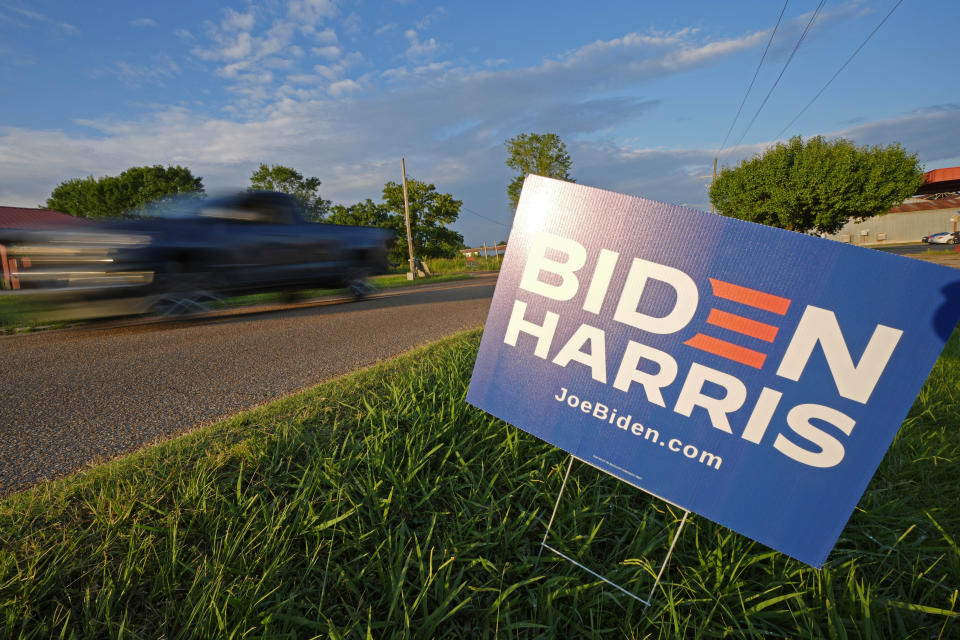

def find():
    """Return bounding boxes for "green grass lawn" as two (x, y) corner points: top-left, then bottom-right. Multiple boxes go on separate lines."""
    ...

(1, 328), (958, 638)
(0, 294), (39, 331)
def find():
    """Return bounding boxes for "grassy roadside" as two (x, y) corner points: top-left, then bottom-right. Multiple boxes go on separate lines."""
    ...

(1, 328), (958, 638)
(217, 272), (480, 309)
(0, 271), (486, 333)
(0, 294), (48, 332)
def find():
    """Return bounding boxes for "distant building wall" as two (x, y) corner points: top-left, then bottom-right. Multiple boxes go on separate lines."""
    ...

(460, 244), (506, 256)
(822, 197), (960, 245)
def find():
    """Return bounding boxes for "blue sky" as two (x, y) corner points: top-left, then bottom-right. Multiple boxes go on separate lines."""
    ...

(1, 0), (958, 245)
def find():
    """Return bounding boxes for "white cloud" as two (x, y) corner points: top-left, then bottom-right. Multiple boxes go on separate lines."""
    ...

(312, 64), (339, 81)
(109, 55), (181, 87)
(382, 60), (455, 83)
(341, 12), (361, 35)
(404, 29), (438, 59)
(382, 66), (409, 81)
(6, 6), (46, 22)
(828, 107), (960, 169)
(218, 60), (250, 79)
(312, 51), (362, 80)
(415, 7), (446, 30)
(223, 9), (255, 32)
(2, 6), (78, 34)
(312, 45), (341, 60)
(328, 78), (361, 97)
(259, 21), (297, 57)
(313, 27), (338, 44)
(375, 23), (397, 36)
(221, 32), (254, 60)
(276, 84), (322, 101)
(190, 7), (307, 107)
(287, 0), (338, 28)
(263, 57), (296, 70)
(542, 27), (764, 80)
(286, 73), (321, 85)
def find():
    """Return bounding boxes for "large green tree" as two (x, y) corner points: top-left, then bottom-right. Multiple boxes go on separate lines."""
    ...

(329, 179), (464, 264)
(327, 198), (391, 228)
(46, 165), (204, 219)
(709, 136), (924, 235)
(249, 164), (330, 222)
(505, 132), (574, 211)
(382, 179), (464, 262)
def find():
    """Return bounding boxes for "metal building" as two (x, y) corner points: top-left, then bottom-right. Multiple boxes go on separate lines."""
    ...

(822, 167), (960, 246)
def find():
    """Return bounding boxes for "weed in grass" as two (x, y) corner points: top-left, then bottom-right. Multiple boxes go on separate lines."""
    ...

(1, 329), (959, 637)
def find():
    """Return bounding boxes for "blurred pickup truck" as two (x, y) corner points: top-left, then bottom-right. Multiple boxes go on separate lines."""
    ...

(0, 191), (393, 317)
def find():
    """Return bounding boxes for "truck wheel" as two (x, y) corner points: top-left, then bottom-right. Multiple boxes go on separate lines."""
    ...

(150, 263), (223, 316)
(152, 291), (224, 316)
(347, 277), (375, 300)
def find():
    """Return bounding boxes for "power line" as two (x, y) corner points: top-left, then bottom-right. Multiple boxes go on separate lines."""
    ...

(731, 0), (827, 151)
(775, 0), (906, 139)
(460, 204), (512, 228)
(718, 0), (790, 154)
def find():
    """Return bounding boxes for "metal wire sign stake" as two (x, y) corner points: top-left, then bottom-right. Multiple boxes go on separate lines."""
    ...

(535, 455), (690, 609)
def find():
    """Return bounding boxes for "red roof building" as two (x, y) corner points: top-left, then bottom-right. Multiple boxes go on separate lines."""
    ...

(822, 167), (960, 245)
(916, 167), (960, 196)
(0, 206), (90, 228)
(889, 196), (960, 214)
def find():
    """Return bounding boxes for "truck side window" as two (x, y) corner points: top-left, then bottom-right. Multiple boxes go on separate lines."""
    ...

(242, 194), (295, 224)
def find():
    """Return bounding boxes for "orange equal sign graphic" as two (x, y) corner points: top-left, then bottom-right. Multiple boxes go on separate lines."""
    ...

(683, 278), (792, 369)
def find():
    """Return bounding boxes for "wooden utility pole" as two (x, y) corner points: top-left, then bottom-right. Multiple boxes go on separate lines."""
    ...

(401, 158), (416, 279)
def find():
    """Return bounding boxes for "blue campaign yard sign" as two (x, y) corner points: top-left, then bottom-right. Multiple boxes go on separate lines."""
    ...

(467, 176), (960, 568)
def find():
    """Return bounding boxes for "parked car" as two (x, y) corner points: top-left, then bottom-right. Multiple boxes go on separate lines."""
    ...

(922, 231), (960, 244)
(0, 191), (393, 316)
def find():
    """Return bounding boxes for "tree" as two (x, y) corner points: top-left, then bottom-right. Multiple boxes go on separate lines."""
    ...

(709, 136), (924, 235)
(330, 179), (465, 265)
(249, 164), (330, 222)
(45, 176), (110, 219)
(505, 132), (574, 211)
(46, 165), (204, 219)
(381, 178), (464, 263)
(327, 199), (391, 228)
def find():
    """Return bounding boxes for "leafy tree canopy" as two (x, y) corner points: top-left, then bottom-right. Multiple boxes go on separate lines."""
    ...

(505, 132), (574, 211)
(249, 163), (330, 222)
(709, 136), (924, 235)
(330, 179), (464, 264)
(382, 179), (464, 261)
(327, 199), (391, 228)
(46, 165), (204, 219)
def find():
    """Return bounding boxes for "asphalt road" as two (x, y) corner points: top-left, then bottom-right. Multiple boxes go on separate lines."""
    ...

(0, 275), (497, 496)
